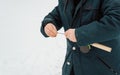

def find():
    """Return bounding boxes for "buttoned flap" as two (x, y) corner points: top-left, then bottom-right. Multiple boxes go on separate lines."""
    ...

(83, 4), (100, 10)
(83, 6), (99, 10)
(79, 5), (100, 25)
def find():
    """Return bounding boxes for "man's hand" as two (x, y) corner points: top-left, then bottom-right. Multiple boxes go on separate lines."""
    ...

(44, 23), (57, 37)
(64, 29), (77, 42)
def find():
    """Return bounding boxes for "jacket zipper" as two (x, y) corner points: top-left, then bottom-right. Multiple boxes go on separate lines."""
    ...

(71, 0), (86, 28)
(64, 0), (69, 12)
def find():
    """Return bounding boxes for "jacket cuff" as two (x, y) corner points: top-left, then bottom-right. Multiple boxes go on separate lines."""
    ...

(75, 28), (93, 46)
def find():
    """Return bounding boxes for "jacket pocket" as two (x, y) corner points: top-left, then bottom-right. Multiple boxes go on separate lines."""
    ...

(83, 6), (99, 10)
(81, 6), (100, 25)
(95, 54), (119, 75)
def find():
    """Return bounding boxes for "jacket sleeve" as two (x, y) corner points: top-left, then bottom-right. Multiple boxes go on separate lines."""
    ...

(75, 0), (120, 46)
(40, 5), (62, 37)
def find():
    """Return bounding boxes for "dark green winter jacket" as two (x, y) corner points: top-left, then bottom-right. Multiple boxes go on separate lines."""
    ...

(41, 0), (120, 75)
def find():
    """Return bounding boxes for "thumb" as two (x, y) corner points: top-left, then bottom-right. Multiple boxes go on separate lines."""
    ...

(64, 29), (69, 38)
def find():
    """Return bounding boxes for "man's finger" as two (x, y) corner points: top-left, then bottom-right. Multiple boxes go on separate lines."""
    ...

(45, 26), (56, 36)
(51, 25), (57, 34)
(45, 29), (56, 37)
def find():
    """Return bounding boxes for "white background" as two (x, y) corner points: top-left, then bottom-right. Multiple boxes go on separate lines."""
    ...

(0, 0), (66, 75)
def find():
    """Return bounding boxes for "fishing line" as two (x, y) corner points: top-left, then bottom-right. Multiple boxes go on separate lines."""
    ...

(54, 32), (66, 50)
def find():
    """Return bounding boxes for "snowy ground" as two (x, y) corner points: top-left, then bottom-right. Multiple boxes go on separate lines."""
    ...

(0, 0), (66, 75)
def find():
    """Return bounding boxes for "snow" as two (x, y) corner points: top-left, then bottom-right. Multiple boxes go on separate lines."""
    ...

(0, 0), (66, 75)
